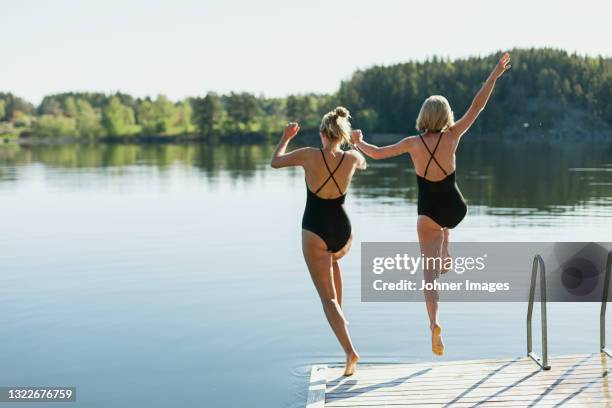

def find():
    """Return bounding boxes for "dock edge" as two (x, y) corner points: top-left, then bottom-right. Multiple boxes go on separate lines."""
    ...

(305, 364), (327, 408)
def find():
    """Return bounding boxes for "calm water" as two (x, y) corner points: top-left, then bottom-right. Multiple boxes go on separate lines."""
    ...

(1, 139), (612, 408)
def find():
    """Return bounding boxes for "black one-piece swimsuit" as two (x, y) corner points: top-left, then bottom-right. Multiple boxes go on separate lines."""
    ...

(416, 132), (467, 229)
(302, 150), (351, 253)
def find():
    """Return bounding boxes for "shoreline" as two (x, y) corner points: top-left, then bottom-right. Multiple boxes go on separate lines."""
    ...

(3, 128), (612, 147)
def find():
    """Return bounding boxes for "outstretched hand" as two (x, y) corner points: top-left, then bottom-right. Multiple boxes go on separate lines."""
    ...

(283, 122), (300, 140)
(351, 129), (363, 145)
(491, 52), (511, 79)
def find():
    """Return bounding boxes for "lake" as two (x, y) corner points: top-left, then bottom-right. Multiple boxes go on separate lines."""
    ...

(1, 139), (611, 408)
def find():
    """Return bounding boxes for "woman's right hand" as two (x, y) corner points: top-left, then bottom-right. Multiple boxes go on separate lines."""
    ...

(283, 122), (300, 140)
(491, 52), (511, 80)
(351, 129), (363, 145)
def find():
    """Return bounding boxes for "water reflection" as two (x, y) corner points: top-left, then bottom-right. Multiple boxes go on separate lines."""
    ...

(1, 140), (611, 215)
(0, 139), (611, 408)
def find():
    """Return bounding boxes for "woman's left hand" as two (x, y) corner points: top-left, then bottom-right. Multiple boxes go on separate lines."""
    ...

(283, 122), (300, 140)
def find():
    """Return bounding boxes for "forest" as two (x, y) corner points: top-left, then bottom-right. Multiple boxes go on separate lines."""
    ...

(1, 48), (610, 141)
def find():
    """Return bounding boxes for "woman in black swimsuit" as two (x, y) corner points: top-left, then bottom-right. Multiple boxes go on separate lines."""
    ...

(353, 53), (511, 356)
(271, 107), (366, 376)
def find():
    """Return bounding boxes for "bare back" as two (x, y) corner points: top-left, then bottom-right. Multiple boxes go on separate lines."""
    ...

(408, 131), (459, 181)
(304, 148), (359, 199)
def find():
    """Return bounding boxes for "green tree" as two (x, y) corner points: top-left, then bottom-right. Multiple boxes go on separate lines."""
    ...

(75, 100), (102, 138)
(193, 93), (225, 139)
(256, 98), (285, 136)
(4, 48), (612, 140)
(38, 97), (63, 115)
(102, 96), (135, 136)
(286, 95), (320, 129)
(64, 97), (78, 117)
(177, 100), (193, 134)
(337, 48), (612, 135)
(137, 100), (157, 135)
(152, 94), (175, 133)
(0, 93), (34, 120)
(12, 111), (32, 128)
(354, 108), (379, 132)
(224, 92), (261, 134)
(33, 115), (77, 137)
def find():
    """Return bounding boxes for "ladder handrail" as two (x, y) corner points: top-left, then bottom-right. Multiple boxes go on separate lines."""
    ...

(527, 254), (550, 370)
(600, 251), (612, 356)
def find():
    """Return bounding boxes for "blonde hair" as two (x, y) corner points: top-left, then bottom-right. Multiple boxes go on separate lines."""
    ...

(415, 95), (455, 133)
(320, 106), (351, 146)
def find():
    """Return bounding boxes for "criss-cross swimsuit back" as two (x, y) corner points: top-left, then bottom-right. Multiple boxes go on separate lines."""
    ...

(302, 149), (352, 253)
(416, 131), (467, 229)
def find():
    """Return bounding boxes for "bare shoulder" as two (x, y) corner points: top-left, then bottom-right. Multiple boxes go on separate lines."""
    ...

(401, 135), (420, 151)
(344, 148), (367, 169)
(445, 126), (461, 140)
(344, 148), (362, 161)
(345, 148), (368, 162)
(297, 146), (321, 159)
(290, 146), (320, 168)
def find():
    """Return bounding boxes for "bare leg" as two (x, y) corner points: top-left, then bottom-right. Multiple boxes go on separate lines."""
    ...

(417, 216), (445, 356)
(441, 228), (451, 273)
(331, 261), (349, 324)
(303, 230), (359, 375)
(332, 261), (343, 308)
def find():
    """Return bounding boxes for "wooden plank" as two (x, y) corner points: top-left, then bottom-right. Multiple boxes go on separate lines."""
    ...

(325, 353), (607, 376)
(326, 402), (604, 407)
(325, 369), (609, 386)
(324, 388), (611, 403)
(325, 370), (610, 386)
(325, 353), (596, 369)
(315, 353), (612, 408)
(325, 355), (609, 383)
(325, 380), (612, 397)
(325, 386), (611, 403)
(306, 364), (327, 408)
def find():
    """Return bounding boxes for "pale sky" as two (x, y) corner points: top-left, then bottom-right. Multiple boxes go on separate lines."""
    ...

(1, 0), (610, 104)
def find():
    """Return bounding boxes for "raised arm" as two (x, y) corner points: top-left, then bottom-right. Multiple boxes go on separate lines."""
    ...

(270, 122), (310, 168)
(351, 129), (411, 160)
(451, 52), (511, 139)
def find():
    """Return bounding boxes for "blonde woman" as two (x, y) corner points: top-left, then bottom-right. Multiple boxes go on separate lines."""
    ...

(352, 53), (511, 356)
(271, 107), (366, 376)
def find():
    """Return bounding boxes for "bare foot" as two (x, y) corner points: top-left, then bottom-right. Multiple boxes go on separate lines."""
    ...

(431, 324), (445, 356)
(344, 352), (360, 376)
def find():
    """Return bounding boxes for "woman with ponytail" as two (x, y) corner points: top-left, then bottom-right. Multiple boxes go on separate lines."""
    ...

(271, 107), (366, 376)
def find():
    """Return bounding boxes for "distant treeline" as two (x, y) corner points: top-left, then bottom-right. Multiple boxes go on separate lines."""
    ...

(0, 48), (610, 141)
(338, 48), (612, 137)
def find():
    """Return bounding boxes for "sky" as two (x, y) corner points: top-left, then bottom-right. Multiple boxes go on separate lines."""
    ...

(1, 0), (611, 104)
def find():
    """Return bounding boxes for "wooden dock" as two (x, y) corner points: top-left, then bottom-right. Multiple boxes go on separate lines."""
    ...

(306, 353), (612, 407)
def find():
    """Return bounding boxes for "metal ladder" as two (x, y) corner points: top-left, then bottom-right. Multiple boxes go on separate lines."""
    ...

(527, 255), (550, 370)
(600, 251), (612, 357)
(527, 250), (612, 370)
